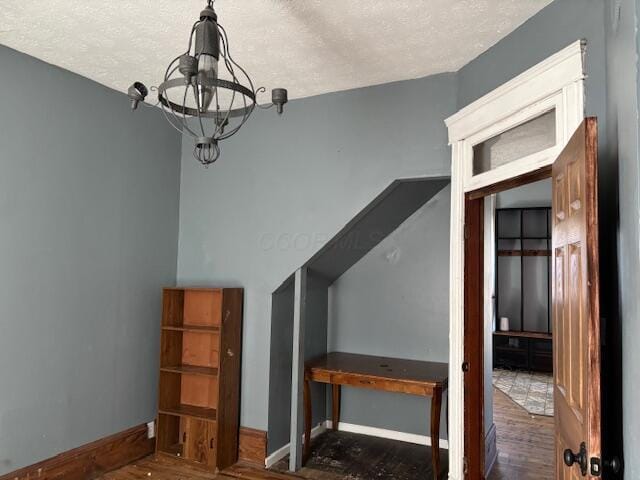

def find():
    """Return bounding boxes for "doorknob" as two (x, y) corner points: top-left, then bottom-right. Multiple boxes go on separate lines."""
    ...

(564, 442), (588, 476)
(603, 456), (623, 474)
(589, 455), (623, 476)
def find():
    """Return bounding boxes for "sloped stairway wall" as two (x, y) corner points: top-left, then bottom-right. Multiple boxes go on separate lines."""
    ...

(267, 177), (450, 455)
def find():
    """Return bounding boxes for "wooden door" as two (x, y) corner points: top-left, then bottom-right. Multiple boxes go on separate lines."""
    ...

(184, 418), (217, 467)
(552, 118), (601, 478)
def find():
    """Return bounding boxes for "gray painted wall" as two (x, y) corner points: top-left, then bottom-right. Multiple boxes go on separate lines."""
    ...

(0, 46), (182, 474)
(267, 278), (295, 455)
(496, 179), (551, 209)
(266, 270), (329, 457)
(304, 273), (329, 438)
(604, 0), (639, 477)
(177, 73), (457, 431)
(327, 185), (450, 439)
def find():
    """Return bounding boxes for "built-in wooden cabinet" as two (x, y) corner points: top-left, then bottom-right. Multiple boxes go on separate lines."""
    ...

(493, 331), (552, 373)
(494, 207), (552, 373)
(157, 287), (243, 471)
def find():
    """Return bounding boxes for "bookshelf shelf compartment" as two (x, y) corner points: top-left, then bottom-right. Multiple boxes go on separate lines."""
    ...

(156, 413), (218, 465)
(162, 325), (220, 333)
(160, 365), (219, 377)
(159, 404), (218, 421)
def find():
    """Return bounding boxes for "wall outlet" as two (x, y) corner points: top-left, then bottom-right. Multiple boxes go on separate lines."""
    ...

(147, 420), (156, 439)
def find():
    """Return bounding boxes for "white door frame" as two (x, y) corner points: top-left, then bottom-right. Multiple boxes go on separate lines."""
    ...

(444, 40), (586, 480)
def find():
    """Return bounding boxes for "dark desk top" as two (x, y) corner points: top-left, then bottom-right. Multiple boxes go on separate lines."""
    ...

(306, 352), (448, 387)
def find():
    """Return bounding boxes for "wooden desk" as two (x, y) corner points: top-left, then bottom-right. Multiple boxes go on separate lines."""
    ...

(304, 352), (448, 479)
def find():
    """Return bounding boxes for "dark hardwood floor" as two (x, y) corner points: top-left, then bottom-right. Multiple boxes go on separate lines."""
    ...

(488, 387), (555, 479)
(99, 455), (222, 480)
(100, 388), (550, 480)
(271, 430), (447, 480)
(98, 456), (300, 480)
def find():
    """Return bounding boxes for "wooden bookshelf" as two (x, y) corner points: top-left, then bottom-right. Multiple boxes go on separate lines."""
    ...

(156, 287), (243, 471)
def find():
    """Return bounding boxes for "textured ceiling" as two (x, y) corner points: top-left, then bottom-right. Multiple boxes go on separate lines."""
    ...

(0, 1), (552, 101)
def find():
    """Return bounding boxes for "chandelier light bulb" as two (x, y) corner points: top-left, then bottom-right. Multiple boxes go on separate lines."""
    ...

(272, 88), (288, 115)
(127, 82), (148, 110)
(197, 54), (218, 112)
(194, 5), (220, 113)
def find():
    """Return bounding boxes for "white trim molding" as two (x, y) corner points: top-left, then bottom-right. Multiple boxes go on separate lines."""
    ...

(446, 40), (585, 142)
(331, 421), (449, 450)
(444, 39), (586, 480)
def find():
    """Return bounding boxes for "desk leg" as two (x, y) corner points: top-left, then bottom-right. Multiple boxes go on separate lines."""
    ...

(430, 389), (442, 480)
(303, 378), (312, 463)
(331, 384), (341, 430)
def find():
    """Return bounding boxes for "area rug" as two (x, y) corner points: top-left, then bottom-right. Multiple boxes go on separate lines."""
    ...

(492, 368), (554, 416)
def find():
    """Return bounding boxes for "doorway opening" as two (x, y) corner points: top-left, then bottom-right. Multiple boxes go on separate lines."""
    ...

(462, 119), (602, 480)
(444, 40), (588, 480)
(484, 178), (555, 479)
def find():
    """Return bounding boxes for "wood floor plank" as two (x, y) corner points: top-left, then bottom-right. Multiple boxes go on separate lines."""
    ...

(101, 387), (552, 480)
(97, 456), (224, 480)
(488, 387), (554, 480)
(97, 457), (299, 480)
(223, 462), (305, 479)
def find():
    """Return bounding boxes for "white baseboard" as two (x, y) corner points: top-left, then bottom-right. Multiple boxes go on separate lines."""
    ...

(265, 423), (327, 468)
(265, 421), (449, 468)
(328, 421), (449, 449)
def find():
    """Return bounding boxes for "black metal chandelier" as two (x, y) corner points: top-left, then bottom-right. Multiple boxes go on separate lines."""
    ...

(127, 0), (288, 166)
